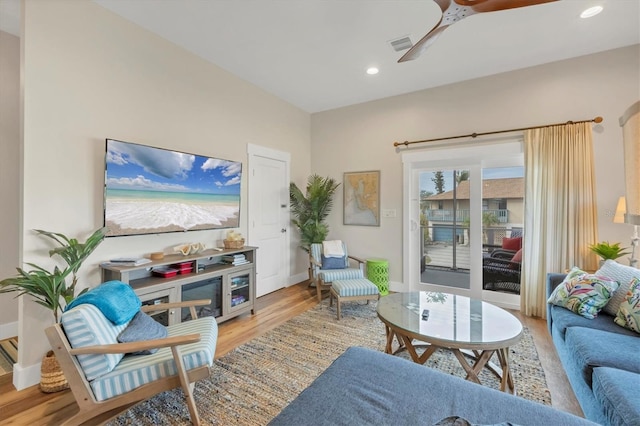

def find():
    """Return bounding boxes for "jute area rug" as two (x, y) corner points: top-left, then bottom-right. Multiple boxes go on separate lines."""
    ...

(109, 300), (551, 426)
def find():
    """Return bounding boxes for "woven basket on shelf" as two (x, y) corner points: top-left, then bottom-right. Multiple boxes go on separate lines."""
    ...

(40, 350), (69, 393)
(223, 239), (245, 249)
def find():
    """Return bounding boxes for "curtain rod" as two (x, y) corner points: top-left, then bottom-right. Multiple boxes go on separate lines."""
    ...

(393, 116), (603, 148)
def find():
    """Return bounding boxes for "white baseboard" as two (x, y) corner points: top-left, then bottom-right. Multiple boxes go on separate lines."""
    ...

(388, 280), (408, 293)
(12, 361), (41, 391)
(0, 321), (18, 340)
(288, 272), (309, 286)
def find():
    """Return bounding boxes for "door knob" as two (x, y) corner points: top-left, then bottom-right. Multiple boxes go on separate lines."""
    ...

(281, 228), (287, 233)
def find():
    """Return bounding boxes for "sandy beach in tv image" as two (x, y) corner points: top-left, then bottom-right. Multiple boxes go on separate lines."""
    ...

(104, 140), (241, 237)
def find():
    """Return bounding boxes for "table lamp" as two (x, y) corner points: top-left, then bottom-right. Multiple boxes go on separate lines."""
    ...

(619, 100), (640, 268)
(613, 196), (638, 268)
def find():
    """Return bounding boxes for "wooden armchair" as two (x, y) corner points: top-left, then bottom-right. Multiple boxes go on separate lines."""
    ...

(45, 299), (217, 425)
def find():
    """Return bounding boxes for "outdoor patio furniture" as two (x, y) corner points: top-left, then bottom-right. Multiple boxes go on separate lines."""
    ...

(482, 249), (521, 294)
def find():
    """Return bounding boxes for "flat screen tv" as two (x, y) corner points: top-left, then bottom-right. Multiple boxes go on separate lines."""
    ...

(104, 139), (241, 237)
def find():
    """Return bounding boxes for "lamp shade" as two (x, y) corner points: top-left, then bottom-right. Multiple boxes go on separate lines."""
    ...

(619, 101), (640, 225)
(613, 196), (626, 224)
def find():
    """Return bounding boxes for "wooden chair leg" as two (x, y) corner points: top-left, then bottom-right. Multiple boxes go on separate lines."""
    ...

(316, 279), (323, 302)
(171, 346), (201, 426)
(336, 298), (341, 320)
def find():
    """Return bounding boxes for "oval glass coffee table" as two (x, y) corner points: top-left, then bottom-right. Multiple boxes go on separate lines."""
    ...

(377, 291), (523, 393)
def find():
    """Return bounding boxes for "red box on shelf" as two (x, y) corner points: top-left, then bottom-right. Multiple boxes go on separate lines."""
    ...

(171, 262), (194, 274)
(152, 267), (179, 278)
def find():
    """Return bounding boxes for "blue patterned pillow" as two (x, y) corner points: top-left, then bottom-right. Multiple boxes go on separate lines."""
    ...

(547, 266), (619, 319)
(321, 255), (346, 270)
(614, 278), (640, 333)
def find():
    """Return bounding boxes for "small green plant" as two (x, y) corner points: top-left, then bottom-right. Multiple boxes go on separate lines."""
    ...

(588, 241), (630, 261)
(0, 227), (107, 322)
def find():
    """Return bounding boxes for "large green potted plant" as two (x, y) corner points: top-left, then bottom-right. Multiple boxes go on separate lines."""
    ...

(0, 227), (107, 323)
(0, 227), (107, 392)
(289, 174), (340, 253)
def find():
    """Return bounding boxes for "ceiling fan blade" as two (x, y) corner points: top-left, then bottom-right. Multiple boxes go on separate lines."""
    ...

(398, 0), (558, 63)
(458, 0), (559, 13)
(398, 0), (473, 63)
(398, 24), (450, 63)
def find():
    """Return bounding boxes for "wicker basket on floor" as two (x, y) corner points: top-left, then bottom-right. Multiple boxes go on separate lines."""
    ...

(40, 350), (69, 393)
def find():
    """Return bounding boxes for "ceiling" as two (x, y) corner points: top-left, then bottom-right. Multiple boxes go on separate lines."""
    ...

(1, 0), (639, 113)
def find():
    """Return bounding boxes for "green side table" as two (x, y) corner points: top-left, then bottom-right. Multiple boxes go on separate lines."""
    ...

(367, 258), (389, 295)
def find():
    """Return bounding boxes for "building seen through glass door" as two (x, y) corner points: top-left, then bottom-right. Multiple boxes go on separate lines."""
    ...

(420, 166), (524, 296)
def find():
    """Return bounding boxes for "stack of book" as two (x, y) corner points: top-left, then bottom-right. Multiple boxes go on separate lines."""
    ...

(101, 257), (152, 267)
(222, 253), (249, 266)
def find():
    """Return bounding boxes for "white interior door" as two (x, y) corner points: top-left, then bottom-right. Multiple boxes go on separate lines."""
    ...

(248, 144), (290, 297)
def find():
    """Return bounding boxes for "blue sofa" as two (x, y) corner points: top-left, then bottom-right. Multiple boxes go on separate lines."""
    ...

(546, 273), (640, 426)
(270, 347), (596, 426)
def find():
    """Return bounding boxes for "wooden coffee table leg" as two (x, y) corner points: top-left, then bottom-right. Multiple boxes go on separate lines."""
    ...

(384, 325), (394, 354)
(452, 349), (493, 384)
(384, 325), (406, 354)
(398, 334), (438, 364)
(497, 347), (515, 393)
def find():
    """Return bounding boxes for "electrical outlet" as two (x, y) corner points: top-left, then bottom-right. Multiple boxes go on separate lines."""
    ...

(382, 209), (396, 218)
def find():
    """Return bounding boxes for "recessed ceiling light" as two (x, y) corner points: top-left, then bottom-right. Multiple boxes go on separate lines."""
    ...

(366, 67), (379, 75)
(580, 6), (603, 18)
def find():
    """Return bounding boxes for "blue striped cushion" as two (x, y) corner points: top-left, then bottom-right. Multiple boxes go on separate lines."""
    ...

(311, 242), (363, 283)
(332, 279), (379, 297)
(61, 304), (128, 381)
(90, 316), (218, 401)
(319, 268), (363, 283)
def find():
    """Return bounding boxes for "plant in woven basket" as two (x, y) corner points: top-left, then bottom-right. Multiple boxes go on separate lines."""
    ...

(0, 227), (107, 323)
(0, 227), (107, 392)
(289, 174), (340, 253)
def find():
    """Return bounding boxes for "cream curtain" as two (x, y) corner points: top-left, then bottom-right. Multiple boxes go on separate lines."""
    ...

(521, 122), (599, 317)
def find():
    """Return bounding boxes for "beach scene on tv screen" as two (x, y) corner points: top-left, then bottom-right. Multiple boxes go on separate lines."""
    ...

(105, 140), (241, 237)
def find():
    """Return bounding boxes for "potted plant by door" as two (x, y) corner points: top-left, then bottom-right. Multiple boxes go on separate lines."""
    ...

(289, 174), (340, 253)
(0, 227), (107, 392)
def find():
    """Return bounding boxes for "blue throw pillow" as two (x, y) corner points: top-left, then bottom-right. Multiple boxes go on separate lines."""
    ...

(65, 280), (141, 325)
(321, 255), (346, 270)
(118, 311), (167, 355)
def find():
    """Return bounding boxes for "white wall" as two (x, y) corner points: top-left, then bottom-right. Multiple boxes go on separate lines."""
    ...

(311, 44), (640, 287)
(16, 0), (310, 389)
(0, 30), (20, 338)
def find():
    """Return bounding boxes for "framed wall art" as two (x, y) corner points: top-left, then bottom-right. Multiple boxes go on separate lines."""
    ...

(343, 170), (380, 226)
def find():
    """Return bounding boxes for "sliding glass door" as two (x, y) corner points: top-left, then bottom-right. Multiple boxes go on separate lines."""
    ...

(420, 169), (470, 290)
(403, 139), (524, 310)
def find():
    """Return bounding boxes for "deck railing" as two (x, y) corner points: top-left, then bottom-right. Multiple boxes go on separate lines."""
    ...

(426, 209), (508, 223)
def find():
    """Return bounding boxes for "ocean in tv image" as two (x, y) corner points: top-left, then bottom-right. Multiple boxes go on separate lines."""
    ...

(104, 139), (241, 237)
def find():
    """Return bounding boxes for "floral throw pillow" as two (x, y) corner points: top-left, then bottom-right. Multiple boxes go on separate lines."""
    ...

(614, 278), (640, 334)
(547, 267), (619, 319)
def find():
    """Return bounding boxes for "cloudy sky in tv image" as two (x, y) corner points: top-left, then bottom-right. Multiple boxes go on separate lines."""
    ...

(105, 140), (241, 195)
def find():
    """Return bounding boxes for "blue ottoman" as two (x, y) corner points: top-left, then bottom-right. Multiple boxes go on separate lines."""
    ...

(329, 278), (379, 320)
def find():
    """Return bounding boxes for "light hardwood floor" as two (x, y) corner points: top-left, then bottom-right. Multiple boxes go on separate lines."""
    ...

(0, 282), (584, 425)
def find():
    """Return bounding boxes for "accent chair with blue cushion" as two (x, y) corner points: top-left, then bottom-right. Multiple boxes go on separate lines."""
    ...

(309, 241), (365, 301)
(45, 286), (217, 426)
